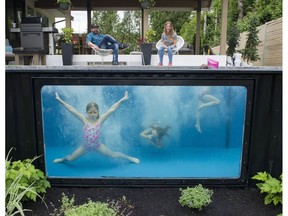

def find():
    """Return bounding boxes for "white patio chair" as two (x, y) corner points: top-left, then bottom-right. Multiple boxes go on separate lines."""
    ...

(91, 47), (113, 65)
(156, 36), (185, 55)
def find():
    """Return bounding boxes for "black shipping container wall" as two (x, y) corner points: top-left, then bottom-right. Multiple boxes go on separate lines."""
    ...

(5, 66), (282, 187)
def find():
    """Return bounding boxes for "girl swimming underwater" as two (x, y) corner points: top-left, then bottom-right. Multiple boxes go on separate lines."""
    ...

(140, 123), (170, 147)
(53, 91), (140, 164)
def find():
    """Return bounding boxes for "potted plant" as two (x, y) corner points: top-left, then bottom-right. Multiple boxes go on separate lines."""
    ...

(139, 0), (156, 9)
(61, 27), (74, 65)
(139, 29), (156, 65)
(57, 0), (71, 10)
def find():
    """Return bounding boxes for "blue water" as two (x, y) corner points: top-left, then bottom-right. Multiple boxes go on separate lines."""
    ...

(41, 85), (247, 179)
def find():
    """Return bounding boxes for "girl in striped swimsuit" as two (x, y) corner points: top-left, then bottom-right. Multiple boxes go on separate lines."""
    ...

(53, 91), (140, 164)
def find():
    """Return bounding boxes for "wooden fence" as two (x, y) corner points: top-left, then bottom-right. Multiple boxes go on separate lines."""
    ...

(212, 17), (282, 66)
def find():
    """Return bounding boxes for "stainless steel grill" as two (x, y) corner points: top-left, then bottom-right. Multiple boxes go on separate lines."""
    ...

(20, 23), (48, 51)
(11, 17), (58, 53)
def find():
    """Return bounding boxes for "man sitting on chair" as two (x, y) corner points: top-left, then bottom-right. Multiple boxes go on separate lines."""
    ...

(86, 24), (130, 65)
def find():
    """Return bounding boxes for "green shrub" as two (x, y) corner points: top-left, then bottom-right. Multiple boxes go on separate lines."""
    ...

(5, 171), (37, 216)
(251, 171), (282, 206)
(5, 149), (51, 202)
(54, 193), (133, 216)
(5, 148), (49, 216)
(65, 200), (117, 216)
(179, 184), (213, 211)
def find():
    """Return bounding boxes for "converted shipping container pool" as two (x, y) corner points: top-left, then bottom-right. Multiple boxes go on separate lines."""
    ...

(6, 66), (282, 187)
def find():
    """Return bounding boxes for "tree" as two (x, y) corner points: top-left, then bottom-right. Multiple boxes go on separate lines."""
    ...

(179, 14), (197, 46)
(255, 0), (282, 24)
(226, 0), (240, 57)
(238, 0), (282, 32)
(238, 0), (244, 20)
(201, 0), (222, 47)
(91, 11), (119, 36)
(226, 24), (240, 57)
(150, 11), (191, 41)
(117, 11), (141, 52)
(242, 14), (260, 64)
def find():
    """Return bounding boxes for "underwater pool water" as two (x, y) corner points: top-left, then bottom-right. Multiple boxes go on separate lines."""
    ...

(45, 146), (241, 178)
(41, 85), (246, 179)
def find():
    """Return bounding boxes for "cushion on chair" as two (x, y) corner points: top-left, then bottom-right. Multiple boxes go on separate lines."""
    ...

(5, 38), (13, 52)
(5, 39), (15, 64)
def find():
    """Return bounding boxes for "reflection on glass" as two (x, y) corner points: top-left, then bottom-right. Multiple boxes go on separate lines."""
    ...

(41, 85), (247, 179)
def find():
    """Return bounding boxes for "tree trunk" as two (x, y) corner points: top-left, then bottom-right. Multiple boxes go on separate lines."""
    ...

(238, 0), (244, 20)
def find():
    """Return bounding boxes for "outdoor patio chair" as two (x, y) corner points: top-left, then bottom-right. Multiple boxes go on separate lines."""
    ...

(72, 34), (81, 54)
(156, 36), (185, 55)
(91, 47), (113, 65)
(81, 34), (92, 54)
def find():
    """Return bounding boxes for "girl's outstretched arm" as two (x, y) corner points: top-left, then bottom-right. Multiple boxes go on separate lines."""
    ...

(140, 128), (152, 140)
(55, 92), (86, 122)
(140, 128), (162, 147)
(100, 91), (129, 123)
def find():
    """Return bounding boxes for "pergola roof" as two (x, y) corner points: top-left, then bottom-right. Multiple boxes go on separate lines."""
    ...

(35, 0), (213, 11)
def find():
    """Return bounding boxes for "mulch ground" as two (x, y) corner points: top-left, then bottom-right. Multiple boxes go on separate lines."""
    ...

(24, 187), (282, 216)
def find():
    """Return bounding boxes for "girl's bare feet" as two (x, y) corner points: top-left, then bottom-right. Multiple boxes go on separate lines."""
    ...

(130, 157), (140, 164)
(53, 158), (66, 163)
(195, 121), (202, 133)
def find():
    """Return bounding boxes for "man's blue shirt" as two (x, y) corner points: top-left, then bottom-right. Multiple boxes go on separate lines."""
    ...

(86, 32), (105, 46)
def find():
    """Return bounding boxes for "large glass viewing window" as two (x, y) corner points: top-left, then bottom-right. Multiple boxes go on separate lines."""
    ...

(39, 84), (248, 180)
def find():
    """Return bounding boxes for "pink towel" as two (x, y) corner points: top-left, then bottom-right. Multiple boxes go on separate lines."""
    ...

(207, 58), (219, 69)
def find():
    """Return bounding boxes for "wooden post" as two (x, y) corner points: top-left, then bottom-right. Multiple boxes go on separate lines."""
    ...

(195, 0), (201, 55)
(86, 0), (91, 31)
(64, 5), (72, 28)
(142, 8), (149, 40)
(220, 0), (228, 55)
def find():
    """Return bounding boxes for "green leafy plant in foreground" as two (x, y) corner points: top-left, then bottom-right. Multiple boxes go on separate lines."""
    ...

(252, 171), (282, 206)
(179, 184), (213, 211)
(52, 193), (134, 216)
(5, 148), (49, 216)
(6, 153), (51, 202)
(64, 200), (117, 216)
(6, 171), (36, 216)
